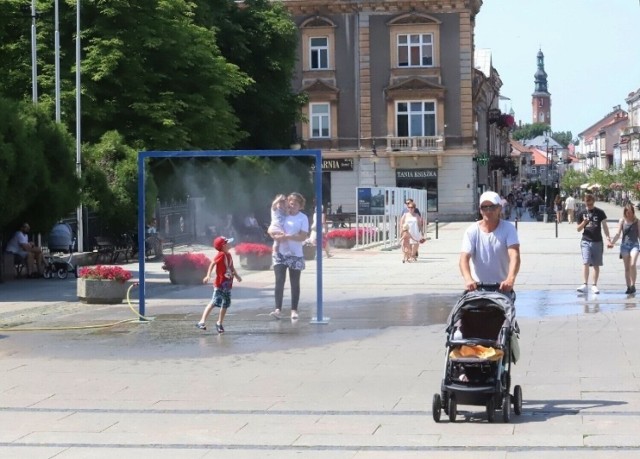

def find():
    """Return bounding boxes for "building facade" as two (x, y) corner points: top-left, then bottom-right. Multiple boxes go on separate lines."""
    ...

(283, 0), (483, 221)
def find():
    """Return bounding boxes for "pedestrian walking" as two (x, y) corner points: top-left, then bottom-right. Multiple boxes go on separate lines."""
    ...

(608, 203), (640, 294)
(576, 194), (611, 294)
(196, 236), (242, 334)
(565, 194), (576, 223)
(460, 191), (520, 294)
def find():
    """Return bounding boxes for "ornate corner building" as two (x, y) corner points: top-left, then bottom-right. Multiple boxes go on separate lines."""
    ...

(282, 0), (484, 220)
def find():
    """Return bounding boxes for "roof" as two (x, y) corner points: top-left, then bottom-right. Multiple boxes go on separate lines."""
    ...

(521, 135), (563, 149)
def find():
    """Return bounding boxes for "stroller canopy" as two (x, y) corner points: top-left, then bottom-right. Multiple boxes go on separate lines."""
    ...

(446, 290), (518, 334)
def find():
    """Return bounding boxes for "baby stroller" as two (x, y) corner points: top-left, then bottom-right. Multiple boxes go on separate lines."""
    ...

(44, 237), (78, 280)
(432, 284), (522, 423)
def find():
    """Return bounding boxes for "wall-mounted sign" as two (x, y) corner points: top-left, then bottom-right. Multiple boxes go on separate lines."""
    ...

(395, 168), (437, 179)
(310, 158), (354, 172)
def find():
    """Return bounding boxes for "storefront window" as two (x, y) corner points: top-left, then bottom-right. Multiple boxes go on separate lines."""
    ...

(395, 168), (438, 212)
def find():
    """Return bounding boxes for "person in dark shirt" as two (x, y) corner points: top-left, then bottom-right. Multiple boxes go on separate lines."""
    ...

(575, 194), (611, 294)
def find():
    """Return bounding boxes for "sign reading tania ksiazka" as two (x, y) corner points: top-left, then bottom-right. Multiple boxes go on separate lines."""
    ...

(395, 169), (437, 179)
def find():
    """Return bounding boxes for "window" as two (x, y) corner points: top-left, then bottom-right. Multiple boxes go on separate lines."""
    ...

(396, 101), (436, 137)
(310, 37), (329, 70)
(310, 103), (330, 138)
(398, 34), (433, 67)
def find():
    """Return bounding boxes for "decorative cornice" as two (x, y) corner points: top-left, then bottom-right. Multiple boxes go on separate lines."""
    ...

(282, 0), (481, 16)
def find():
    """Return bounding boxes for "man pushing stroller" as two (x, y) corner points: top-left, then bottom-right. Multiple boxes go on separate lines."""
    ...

(459, 191), (521, 293)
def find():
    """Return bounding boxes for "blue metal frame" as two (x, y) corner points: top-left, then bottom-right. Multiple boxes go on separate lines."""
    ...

(137, 150), (325, 322)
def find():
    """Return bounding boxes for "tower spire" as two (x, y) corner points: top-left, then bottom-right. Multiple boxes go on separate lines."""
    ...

(531, 48), (551, 126)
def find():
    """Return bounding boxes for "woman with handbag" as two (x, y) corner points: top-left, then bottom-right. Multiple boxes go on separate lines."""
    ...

(608, 203), (640, 294)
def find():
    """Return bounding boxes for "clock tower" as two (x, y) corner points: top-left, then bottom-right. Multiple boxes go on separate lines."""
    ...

(531, 49), (551, 126)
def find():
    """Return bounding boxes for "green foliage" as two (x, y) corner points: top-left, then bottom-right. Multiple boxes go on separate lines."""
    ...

(551, 131), (573, 148)
(511, 123), (550, 141)
(197, 0), (304, 149)
(83, 131), (157, 234)
(560, 168), (587, 192)
(0, 95), (79, 233)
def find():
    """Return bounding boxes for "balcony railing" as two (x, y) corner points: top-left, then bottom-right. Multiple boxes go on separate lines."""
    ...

(386, 135), (444, 152)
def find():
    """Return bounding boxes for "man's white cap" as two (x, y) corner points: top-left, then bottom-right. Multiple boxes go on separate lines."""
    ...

(479, 191), (501, 206)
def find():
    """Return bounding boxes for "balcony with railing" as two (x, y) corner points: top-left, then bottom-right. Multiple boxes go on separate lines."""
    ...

(385, 135), (445, 153)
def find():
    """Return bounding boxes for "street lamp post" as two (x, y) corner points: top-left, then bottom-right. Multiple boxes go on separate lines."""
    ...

(371, 140), (379, 187)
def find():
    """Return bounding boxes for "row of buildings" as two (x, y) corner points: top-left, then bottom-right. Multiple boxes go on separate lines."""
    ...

(279, 1), (639, 219)
(282, 0), (503, 221)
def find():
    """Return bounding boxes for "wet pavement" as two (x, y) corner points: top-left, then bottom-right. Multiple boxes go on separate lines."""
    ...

(1, 200), (640, 457)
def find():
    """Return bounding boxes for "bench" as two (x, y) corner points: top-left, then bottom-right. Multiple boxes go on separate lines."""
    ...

(2, 253), (25, 280)
(327, 212), (356, 229)
(94, 236), (132, 264)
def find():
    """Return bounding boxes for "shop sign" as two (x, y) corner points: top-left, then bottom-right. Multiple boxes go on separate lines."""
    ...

(395, 169), (437, 179)
(310, 158), (354, 172)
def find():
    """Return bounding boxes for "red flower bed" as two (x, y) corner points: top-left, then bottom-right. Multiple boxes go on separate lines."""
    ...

(326, 228), (374, 240)
(234, 242), (272, 256)
(162, 253), (210, 271)
(78, 265), (132, 283)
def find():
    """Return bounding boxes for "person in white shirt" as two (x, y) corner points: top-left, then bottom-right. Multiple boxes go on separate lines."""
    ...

(268, 192), (309, 320)
(564, 194), (576, 224)
(5, 222), (45, 277)
(460, 192), (521, 294)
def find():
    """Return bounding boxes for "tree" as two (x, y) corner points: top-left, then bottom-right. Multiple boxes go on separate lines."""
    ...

(552, 131), (573, 148)
(82, 131), (158, 235)
(196, 0), (305, 149)
(512, 123), (550, 141)
(0, 95), (79, 233)
(560, 168), (587, 193)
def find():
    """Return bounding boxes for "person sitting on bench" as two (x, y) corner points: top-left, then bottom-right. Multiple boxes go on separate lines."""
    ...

(5, 222), (45, 277)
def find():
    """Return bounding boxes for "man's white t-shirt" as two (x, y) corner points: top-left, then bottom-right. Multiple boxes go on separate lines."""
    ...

(6, 231), (28, 256)
(565, 196), (576, 210)
(461, 220), (519, 284)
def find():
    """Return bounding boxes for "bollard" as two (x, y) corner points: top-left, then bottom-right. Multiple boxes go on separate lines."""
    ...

(555, 218), (558, 238)
(435, 219), (439, 239)
(515, 217), (518, 231)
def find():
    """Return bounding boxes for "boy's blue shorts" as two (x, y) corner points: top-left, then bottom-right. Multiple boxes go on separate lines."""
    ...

(210, 287), (232, 308)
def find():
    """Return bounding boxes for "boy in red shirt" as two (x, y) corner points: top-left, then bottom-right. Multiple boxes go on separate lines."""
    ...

(196, 236), (242, 333)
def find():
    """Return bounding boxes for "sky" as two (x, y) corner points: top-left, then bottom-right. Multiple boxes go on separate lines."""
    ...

(475, 0), (640, 138)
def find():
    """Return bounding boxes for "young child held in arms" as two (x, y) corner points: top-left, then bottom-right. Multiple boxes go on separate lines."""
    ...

(196, 236), (242, 334)
(268, 194), (287, 253)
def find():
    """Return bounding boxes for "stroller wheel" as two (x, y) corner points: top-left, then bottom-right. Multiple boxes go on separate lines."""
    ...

(486, 397), (496, 423)
(43, 269), (52, 279)
(432, 393), (442, 422)
(448, 395), (457, 423)
(502, 394), (511, 423)
(513, 385), (523, 415)
(57, 268), (69, 279)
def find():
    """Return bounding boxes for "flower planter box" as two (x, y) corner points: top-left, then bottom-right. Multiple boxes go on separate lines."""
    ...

(329, 237), (356, 249)
(77, 278), (130, 304)
(239, 254), (271, 271)
(168, 268), (207, 285)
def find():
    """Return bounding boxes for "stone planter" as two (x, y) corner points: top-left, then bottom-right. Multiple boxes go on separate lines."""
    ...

(168, 268), (207, 285)
(328, 237), (356, 249)
(239, 254), (272, 271)
(77, 278), (130, 304)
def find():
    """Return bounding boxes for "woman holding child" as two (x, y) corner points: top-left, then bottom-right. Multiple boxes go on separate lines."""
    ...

(268, 192), (309, 320)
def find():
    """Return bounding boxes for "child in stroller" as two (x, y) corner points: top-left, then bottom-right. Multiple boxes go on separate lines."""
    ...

(433, 284), (522, 423)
